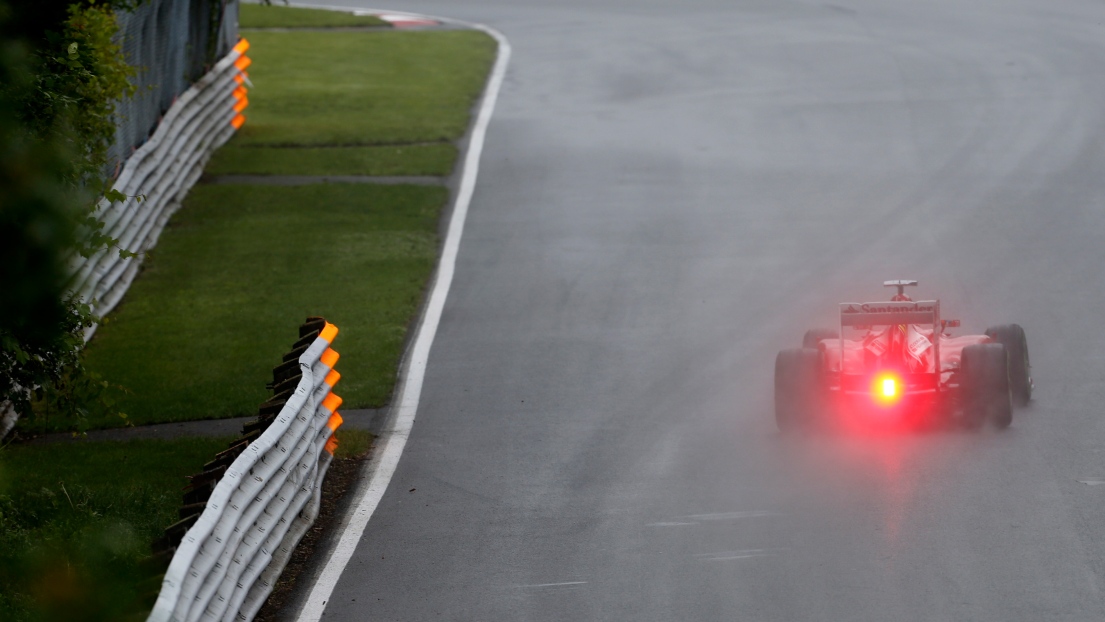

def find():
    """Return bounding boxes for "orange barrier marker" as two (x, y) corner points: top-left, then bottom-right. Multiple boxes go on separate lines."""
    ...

(320, 348), (340, 369)
(320, 322), (339, 344)
(324, 369), (341, 388)
(322, 392), (343, 414)
(327, 412), (344, 433)
(324, 410), (343, 456)
(231, 54), (249, 128)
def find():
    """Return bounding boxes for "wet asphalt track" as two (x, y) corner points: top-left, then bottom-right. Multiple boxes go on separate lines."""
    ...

(294, 1), (1105, 619)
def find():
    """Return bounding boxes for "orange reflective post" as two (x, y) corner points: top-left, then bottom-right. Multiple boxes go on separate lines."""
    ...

(322, 392), (343, 414)
(327, 412), (344, 433)
(324, 369), (341, 388)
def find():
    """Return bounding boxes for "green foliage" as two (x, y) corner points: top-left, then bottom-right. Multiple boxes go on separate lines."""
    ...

(29, 3), (136, 195)
(0, 0), (136, 433)
(0, 300), (125, 434)
(0, 27), (82, 348)
(31, 2), (137, 263)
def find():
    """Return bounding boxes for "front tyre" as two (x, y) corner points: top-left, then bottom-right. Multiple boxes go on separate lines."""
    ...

(985, 324), (1032, 406)
(961, 343), (1013, 429)
(775, 348), (822, 432)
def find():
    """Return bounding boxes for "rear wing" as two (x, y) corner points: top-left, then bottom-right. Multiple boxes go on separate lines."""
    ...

(837, 300), (942, 376)
(839, 300), (940, 328)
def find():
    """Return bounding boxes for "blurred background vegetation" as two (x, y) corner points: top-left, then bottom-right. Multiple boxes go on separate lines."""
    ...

(1, 2), (190, 618)
(1, 0), (139, 442)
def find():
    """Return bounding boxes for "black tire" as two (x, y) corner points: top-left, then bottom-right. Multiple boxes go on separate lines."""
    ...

(985, 324), (1031, 406)
(802, 328), (839, 350)
(775, 348), (822, 432)
(961, 343), (1013, 429)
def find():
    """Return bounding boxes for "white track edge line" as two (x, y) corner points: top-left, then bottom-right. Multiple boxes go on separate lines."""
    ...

(293, 8), (511, 622)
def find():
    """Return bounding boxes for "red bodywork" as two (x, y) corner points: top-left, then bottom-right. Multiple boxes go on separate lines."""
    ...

(812, 296), (992, 420)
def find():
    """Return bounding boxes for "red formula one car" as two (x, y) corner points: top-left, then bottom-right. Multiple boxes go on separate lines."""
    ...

(774, 280), (1032, 431)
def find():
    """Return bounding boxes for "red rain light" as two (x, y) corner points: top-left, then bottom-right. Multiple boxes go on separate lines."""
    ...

(882, 378), (897, 397)
(872, 372), (902, 406)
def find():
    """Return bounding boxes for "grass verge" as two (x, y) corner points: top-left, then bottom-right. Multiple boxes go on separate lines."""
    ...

(71, 23), (495, 429)
(331, 428), (372, 460)
(206, 143), (456, 177)
(0, 427), (372, 621)
(0, 437), (232, 621)
(235, 30), (496, 147)
(75, 183), (445, 429)
(240, 4), (389, 29)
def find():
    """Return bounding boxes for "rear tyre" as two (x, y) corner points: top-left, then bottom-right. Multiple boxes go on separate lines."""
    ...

(802, 328), (839, 350)
(985, 324), (1032, 406)
(775, 348), (822, 432)
(961, 343), (1013, 429)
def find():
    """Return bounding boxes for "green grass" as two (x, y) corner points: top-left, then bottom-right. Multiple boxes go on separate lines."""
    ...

(206, 143), (457, 176)
(0, 437), (232, 621)
(239, 4), (389, 29)
(333, 428), (373, 460)
(0, 429), (371, 620)
(234, 30), (496, 147)
(80, 183), (444, 428)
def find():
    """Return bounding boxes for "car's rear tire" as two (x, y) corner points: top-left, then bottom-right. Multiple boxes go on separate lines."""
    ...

(985, 324), (1032, 407)
(961, 343), (1013, 429)
(802, 328), (839, 350)
(775, 348), (822, 432)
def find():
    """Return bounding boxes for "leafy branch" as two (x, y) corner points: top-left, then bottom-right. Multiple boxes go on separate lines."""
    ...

(1, 1), (140, 437)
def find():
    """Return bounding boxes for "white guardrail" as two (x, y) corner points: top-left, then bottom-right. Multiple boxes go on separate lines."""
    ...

(148, 320), (345, 622)
(72, 38), (254, 338)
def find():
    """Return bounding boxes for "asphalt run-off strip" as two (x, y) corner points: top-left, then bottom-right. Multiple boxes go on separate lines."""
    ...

(23, 409), (382, 445)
